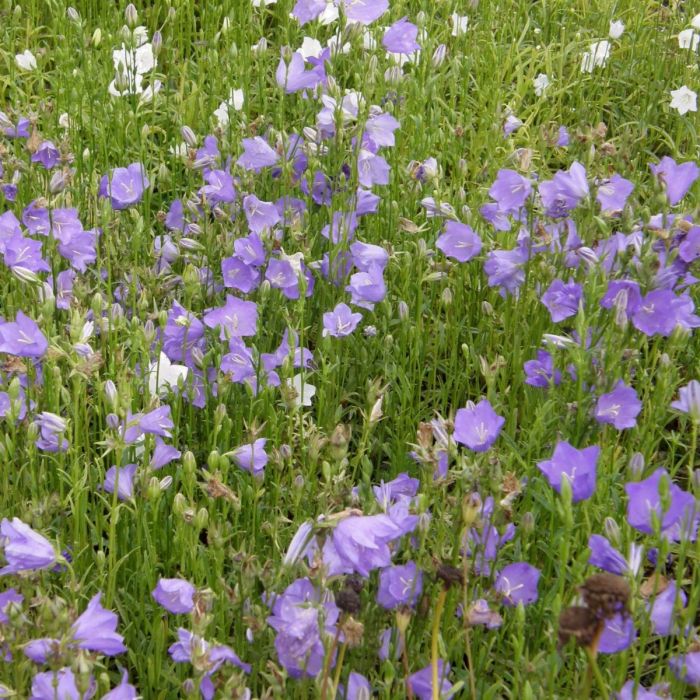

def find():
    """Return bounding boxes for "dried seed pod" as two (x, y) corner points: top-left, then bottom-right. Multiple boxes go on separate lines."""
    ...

(578, 572), (630, 620)
(558, 606), (603, 649)
(335, 588), (361, 616)
(436, 564), (464, 589)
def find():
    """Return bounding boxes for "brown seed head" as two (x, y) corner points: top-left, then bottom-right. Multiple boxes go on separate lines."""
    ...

(558, 606), (603, 649)
(578, 572), (630, 620)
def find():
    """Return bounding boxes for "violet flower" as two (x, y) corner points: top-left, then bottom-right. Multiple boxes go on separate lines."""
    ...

(70, 593), (127, 656)
(322, 302), (362, 338)
(0, 311), (48, 358)
(671, 380), (700, 422)
(407, 661), (454, 700)
(152, 577), (196, 614)
(670, 651), (700, 684)
(30, 668), (95, 700)
(598, 614), (636, 653)
(266, 577), (338, 678)
(494, 562), (540, 606)
(523, 350), (561, 388)
(0, 517), (57, 575)
(537, 441), (599, 502)
(99, 163), (149, 210)
(649, 581), (686, 636)
(230, 438), (268, 476)
(203, 295), (258, 339)
(594, 381), (642, 430)
(103, 464), (137, 501)
(649, 156), (699, 206)
(541, 279), (582, 322)
(102, 670), (138, 700)
(237, 136), (279, 171)
(436, 221), (482, 262)
(625, 468), (695, 536)
(382, 17), (421, 54)
(376, 561), (423, 609)
(453, 399), (505, 452)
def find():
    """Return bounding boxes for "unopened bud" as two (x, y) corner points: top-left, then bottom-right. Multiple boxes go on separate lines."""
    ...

(124, 3), (138, 27)
(432, 43), (447, 67)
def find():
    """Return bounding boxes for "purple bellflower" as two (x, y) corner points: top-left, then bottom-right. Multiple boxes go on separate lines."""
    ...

(152, 578), (196, 614)
(453, 399), (505, 452)
(594, 381), (642, 430)
(537, 441), (599, 502)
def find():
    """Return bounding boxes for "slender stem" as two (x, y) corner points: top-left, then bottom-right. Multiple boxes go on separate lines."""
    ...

(585, 647), (608, 699)
(331, 641), (347, 698)
(320, 626), (341, 700)
(400, 629), (414, 700)
(431, 588), (447, 700)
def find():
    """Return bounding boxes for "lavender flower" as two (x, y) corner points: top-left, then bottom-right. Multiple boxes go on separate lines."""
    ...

(625, 468), (695, 536)
(598, 614), (636, 653)
(594, 381), (642, 430)
(322, 302), (362, 338)
(98, 163), (149, 210)
(0, 517), (57, 575)
(596, 174), (634, 215)
(0, 311), (48, 358)
(237, 136), (279, 171)
(616, 680), (669, 700)
(537, 441), (599, 502)
(435, 221), (482, 262)
(266, 577), (338, 678)
(30, 668), (95, 700)
(453, 399), (505, 452)
(382, 17), (421, 54)
(169, 628), (250, 675)
(407, 661), (454, 700)
(152, 578), (196, 614)
(670, 651), (700, 684)
(524, 350), (561, 388)
(102, 670), (138, 700)
(203, 295), (258, 339)
(70, 593), (127, 656)
(541, 279), (582, 322)
(376, 561), (423, 609)
(671, 380), (700, 422)
(0, 588), (22, 623)
(230, 438), (268, 476)
(649, 581), (686, 636)
(103, 464), (137, 501)
(494, 562), (540, 606)
(649, 157), (699, 206)
(488, 169), (532, 213)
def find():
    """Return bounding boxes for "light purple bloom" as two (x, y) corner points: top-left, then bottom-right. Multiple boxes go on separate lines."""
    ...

(407, 661), (453, 700)
(594, 381), (642, 430)
(231, 438), (268, 476)
(152, 578), (196, 614)
(539, 161), (589, 218)
(596, 174), (634, 214)
(649, 157), (699, 206)
(670, 651), (700, 684)
(150, 438), (181, 470)
(30, 668), (95, 700)
(139, 405), (174, 438)
(632, 289), (700, 337)
(343, 0), (388, 24)
(598, 613), (636, 653)
(3, 234), (50, 273)
(169, 628), (250, 674)
(344, 671), (371, 700)
(203, 295), (258, 339)
(243, 194), (281, 234)
(489, 169), (532, 213)
(71, 593), (127, 656)
(31, 141), (60, 170)
(625, 468), (695, 536)
(524, 350), (561, 388)
(0, 517), (56, 575)
(237, 137), (279, 171)
(377, 561), (423, 609)
(537, 441), (599, 502)
(484, 244), (529, 297)
(541, 279), (582, 322)
(453, 399), (505, 452)
(102, 670), (138, 700)
(671, 380), (700, 422)
(649, 581), (686, 636)
(587, 535), (627, 576)
(99, 163), (149, 210)
(0, 311), (48, 358)
(616, 680), (669, 700)
(465, 599), (503, 628)
(275, 51), (324, 94)
(267, 577), (338, 678)
(436, 221), (482, 262)
(346, 265), (386, 310)
(383, 17), (421, 54)
(494, 562), (540, 606)
(103, 464), (137, 501)
(0, 588), (23, 623)
(199, 169), (235, 205)
(322, 302), (362, 338)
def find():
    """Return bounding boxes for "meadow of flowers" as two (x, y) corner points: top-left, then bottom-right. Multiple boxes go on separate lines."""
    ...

(0, 0), (700, 697)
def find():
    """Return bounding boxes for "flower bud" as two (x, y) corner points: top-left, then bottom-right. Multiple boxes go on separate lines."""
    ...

(152, 30), (163, 54)
(67, 6), (80, 22)
(181, 126), (197, 147)
(432, 43), (447, 67)
(124, 3), (138, 27)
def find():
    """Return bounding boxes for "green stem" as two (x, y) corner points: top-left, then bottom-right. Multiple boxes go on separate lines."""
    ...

(431, 588), (447, 700)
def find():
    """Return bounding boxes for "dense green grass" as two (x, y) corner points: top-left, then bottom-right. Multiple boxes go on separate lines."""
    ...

(1, 0), (699, 697)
